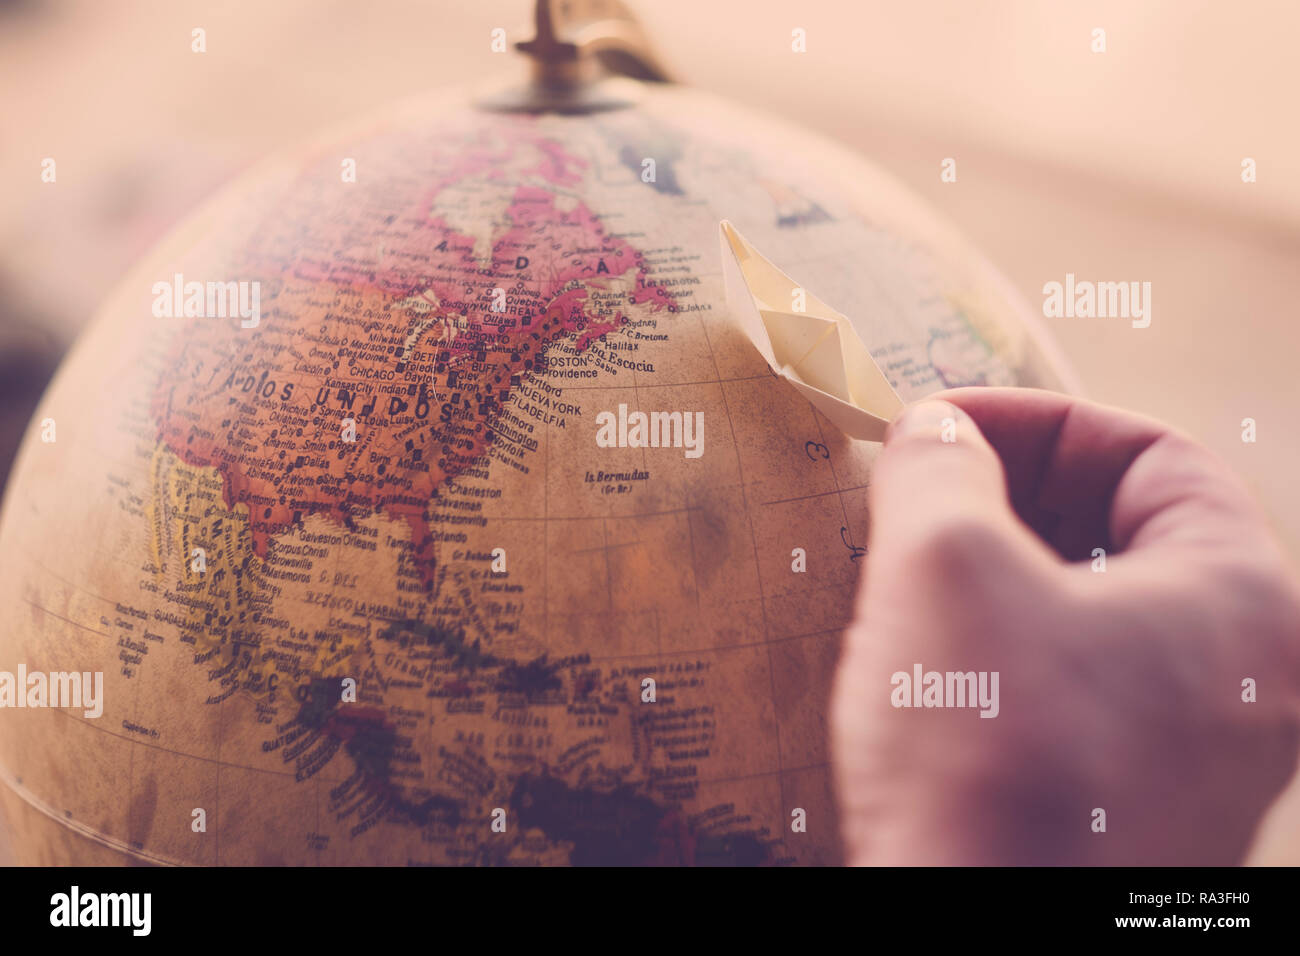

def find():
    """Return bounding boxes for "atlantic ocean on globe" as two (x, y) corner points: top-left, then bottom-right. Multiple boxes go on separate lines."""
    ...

(0, 7), (1072, 865)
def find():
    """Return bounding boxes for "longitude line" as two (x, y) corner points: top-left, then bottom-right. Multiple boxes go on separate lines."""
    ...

(696, 311), (789, 828)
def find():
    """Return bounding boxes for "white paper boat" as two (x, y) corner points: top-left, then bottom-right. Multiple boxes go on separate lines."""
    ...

(719, 220), (904, 441)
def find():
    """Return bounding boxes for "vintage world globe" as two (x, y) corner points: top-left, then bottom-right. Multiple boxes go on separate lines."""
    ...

(0, 7), (1071, 866)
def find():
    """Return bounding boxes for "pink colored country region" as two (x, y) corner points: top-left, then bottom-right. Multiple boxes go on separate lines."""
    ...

(151, 123), (679, 587)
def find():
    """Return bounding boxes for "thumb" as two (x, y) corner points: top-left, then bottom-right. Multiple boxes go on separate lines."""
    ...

(868, 399), (1043, 562)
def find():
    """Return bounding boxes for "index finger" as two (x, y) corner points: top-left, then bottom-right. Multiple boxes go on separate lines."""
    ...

(931, 387), (1264, 555)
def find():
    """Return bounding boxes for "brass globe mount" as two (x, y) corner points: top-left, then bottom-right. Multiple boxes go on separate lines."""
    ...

(477, 0), (673, 114)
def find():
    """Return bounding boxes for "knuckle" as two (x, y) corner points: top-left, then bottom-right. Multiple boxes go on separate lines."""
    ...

(1225, 559), (1300, 643)
(911, 516), (1012, 575)
(1211, 549), (1298, 611)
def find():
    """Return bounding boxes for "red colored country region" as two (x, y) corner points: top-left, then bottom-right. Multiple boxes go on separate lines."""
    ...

(151, 124), (677, 587)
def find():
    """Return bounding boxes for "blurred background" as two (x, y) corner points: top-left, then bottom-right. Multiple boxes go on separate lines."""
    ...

(2, 0), (1298, 858)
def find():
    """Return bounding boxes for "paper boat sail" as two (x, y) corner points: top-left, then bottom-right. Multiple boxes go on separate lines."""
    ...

(719, 220), (905, 441)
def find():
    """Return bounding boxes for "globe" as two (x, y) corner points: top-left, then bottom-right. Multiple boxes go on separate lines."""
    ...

(0, 77), (1071, 865)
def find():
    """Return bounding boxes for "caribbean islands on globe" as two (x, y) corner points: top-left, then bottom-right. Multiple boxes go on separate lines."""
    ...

(0, 3), (1072, 866)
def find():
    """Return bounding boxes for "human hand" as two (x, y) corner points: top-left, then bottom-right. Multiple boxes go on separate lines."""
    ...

(831, 387), (1300, 865)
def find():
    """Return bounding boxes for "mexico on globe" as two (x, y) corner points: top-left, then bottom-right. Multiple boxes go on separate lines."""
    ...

(0, 0), (1072, 867)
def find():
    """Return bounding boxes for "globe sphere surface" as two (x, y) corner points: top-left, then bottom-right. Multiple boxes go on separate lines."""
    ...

(0, 84), (1069, 865)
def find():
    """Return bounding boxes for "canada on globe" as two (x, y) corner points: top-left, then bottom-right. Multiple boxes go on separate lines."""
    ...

(0, 8), (1070, 866)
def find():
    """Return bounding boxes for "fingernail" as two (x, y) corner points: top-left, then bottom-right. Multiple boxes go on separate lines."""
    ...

(886, 400), (960, 444)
